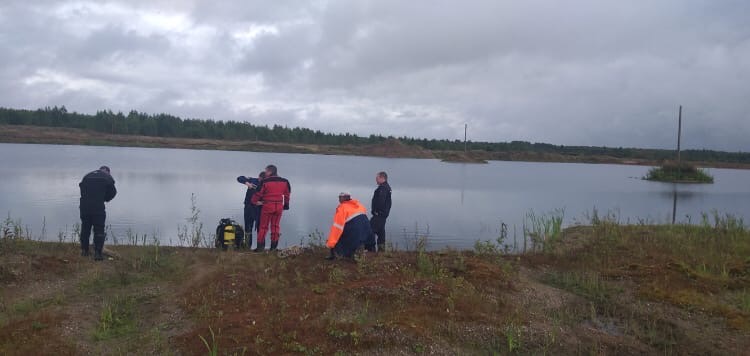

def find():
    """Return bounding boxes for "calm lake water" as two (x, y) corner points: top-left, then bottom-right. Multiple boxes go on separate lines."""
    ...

(1, 143), (748, 250)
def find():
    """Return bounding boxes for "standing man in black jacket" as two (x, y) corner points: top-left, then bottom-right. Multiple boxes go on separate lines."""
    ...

(237, 171), (265, 249)
(79, 166), (117, 261)
(371, 171), (392, 252)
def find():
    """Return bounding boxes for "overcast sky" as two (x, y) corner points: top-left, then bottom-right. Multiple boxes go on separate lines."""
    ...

(1, 1), (749, 150)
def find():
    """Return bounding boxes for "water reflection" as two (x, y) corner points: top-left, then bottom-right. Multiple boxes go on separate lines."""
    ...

(672, 187), (678, 224)
(460, 163), (466, 205)
(662, 186), (703, 224)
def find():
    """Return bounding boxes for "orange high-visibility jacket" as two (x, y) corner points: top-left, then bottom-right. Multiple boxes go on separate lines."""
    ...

(326, 199), (368, 248)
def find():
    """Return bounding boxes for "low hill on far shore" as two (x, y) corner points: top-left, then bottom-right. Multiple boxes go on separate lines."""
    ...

(2, 124), (749, 168)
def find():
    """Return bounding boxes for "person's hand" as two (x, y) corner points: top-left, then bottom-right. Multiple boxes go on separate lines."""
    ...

(283, 203), (289, 210)
(244, 182), (256, 189)
(256, 201), (264, 205)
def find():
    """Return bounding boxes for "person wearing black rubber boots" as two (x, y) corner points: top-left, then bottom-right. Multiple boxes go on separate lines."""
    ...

(251, 165), (291, 252)
(371, 171), (392, 252)
(79, 166), (117, 261)
(237, 171), (265, 249)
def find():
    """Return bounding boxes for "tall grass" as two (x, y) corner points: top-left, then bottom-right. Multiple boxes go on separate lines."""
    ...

(524, 208), (565, 252)
(301, 229), (326, 250)
(93, 295), (138, 341)
(473, 222), (512, 255)
(177, 193), (212, 248)
(415, 235), (444, 278)
(700, 210), (746, 232)
(2, 193), (216, 251)
(530, 209), (750, 352)
(403, 222), (431, 252)
(56, 223), (80, 244)
(1, 213), (33, 241)
(199, 327), (219, 356)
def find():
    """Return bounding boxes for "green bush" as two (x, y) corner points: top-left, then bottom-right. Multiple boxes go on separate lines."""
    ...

(645, 163), (713, 183)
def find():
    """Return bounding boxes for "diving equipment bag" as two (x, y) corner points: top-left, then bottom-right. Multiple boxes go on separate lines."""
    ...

(215, 218), (244, 250)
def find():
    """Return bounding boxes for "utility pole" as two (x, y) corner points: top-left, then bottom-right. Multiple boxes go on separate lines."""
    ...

(676, 106), (682, 180)
(676, 105), (682, 165)
(464, 123), (467, 153)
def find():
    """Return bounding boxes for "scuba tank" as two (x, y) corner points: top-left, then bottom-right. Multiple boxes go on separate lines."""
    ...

(215, 218), (244, 250)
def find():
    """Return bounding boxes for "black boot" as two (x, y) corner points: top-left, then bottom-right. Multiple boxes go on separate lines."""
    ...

(377, 243), (386, 253)
(269, 241), (278, 251)
(94, 233), (105, 261)
(81, 236), (90, 257)
(253, 242), (265, 253)
(245, 232), (252, 250)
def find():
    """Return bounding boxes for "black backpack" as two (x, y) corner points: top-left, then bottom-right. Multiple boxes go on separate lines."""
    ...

(215, 218), (244, 250)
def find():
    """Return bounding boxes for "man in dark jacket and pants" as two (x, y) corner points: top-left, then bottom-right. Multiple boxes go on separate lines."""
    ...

(237, 171), (265, 249)
(79, 166), (117, 261)
(371, 171), (392, 252)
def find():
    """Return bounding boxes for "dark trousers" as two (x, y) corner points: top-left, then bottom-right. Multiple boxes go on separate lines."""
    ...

(334, 232), (360, 258)
(81, 213), (106, 251)
(335, 215), (376, 257)
(243, 205), (260, 232)
(243, 205), (261, 248)
(370, 215), (387, 246)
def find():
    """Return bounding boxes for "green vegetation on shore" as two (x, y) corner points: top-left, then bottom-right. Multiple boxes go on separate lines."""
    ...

(2, 106), (750, 167)
(645, 162), (715, 183)
(1, 211), (749, 354)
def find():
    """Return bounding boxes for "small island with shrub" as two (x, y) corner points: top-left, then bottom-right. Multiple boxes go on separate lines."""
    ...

(644, 162), (714, 183)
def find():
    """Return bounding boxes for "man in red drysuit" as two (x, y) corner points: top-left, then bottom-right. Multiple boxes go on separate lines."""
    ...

(251, 164), (291, 252)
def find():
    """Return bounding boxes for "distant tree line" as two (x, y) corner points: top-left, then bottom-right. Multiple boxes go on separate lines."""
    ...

(0, 106), (380, 145)
(1, 106), (748, 164)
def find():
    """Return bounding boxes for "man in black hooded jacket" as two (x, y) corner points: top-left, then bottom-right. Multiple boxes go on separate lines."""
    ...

(79, 166), (117, 260)
(371, 171), (392, 252)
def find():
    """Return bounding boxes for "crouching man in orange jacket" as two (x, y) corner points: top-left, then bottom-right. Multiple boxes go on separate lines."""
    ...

(325, 192), (376, 260)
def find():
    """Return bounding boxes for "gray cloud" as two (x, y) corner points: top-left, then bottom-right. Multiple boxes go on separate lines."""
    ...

(1, 0), (749, 151)
(75, 25), (171, 60)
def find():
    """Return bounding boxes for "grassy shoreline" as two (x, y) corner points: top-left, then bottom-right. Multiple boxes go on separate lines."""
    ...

(2, 216), (748, 354)
(3, 124), (750, 168)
